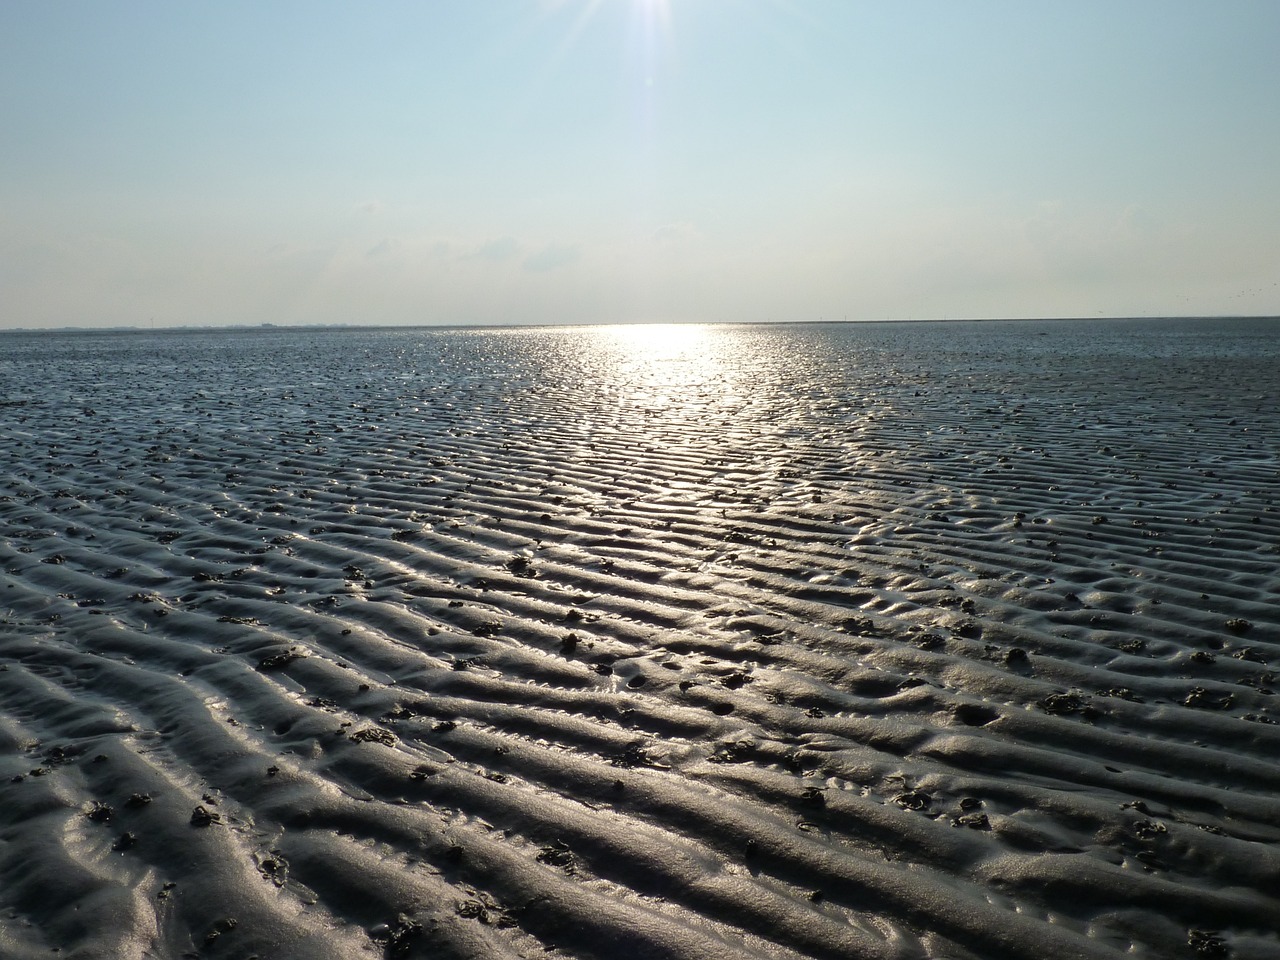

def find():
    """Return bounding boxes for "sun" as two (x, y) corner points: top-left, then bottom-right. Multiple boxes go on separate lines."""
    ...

(634, 0), (672, 28)
(541, 0), (673, 46)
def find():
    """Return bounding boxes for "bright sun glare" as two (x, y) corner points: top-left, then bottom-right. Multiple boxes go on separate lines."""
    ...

(604, 324), (718, 370)
(545, 0), (673, 47)
(634, 0), (672, 25)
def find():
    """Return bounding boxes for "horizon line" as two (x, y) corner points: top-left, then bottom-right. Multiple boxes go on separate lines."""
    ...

(2, 314), (1279, 335)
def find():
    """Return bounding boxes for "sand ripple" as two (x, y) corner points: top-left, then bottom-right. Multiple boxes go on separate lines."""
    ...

(2, 320), (1278, 959)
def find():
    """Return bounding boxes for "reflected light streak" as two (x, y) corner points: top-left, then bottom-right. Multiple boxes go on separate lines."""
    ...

(593, 323), (747, 413)
(606, 322), (713, 360)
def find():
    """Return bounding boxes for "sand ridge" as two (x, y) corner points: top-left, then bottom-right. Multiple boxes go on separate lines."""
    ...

(1, 319), (1278, 959)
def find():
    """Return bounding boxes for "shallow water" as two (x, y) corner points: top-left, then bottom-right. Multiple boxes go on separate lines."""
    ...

(2, 319), (1279, 959)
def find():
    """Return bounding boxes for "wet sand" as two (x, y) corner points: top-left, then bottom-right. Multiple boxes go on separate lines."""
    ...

(1, 319), (1278, 959)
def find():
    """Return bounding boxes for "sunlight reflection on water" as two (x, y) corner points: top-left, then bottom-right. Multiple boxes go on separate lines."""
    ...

(593, 324), (740, 409)
(490, 323), (769, 421)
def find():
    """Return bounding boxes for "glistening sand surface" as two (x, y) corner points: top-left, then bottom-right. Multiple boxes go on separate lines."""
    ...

(1, 319), (1278, 960)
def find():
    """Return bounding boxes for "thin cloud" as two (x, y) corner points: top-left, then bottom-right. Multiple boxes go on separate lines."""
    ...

(523, 242), (579, 272)
(467, 236), (520, 263)
(651, 221), (698, 243)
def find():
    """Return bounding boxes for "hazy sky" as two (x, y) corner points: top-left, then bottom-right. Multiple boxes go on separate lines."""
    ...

(3, 0), (1279, 328)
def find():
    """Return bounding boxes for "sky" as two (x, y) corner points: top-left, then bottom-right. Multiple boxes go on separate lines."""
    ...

(2, 0), (1279, 329)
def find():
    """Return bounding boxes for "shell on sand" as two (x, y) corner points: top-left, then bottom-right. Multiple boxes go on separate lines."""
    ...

(1, 319), (1278, 960)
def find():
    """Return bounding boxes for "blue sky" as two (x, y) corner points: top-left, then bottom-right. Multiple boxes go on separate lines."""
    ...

(3, 0), (1278, 328)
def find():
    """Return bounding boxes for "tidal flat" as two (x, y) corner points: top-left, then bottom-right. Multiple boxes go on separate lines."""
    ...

(1, 318), (1278, 959)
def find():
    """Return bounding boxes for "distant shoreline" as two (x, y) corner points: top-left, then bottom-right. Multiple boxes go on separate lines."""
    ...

(2, 314), (1278, 336)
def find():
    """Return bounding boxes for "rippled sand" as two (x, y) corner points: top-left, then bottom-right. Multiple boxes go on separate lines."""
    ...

(2, 319), (1278, 960)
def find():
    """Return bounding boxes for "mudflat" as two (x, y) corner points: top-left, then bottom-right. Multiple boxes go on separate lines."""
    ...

(1, 319), (1277, 959)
